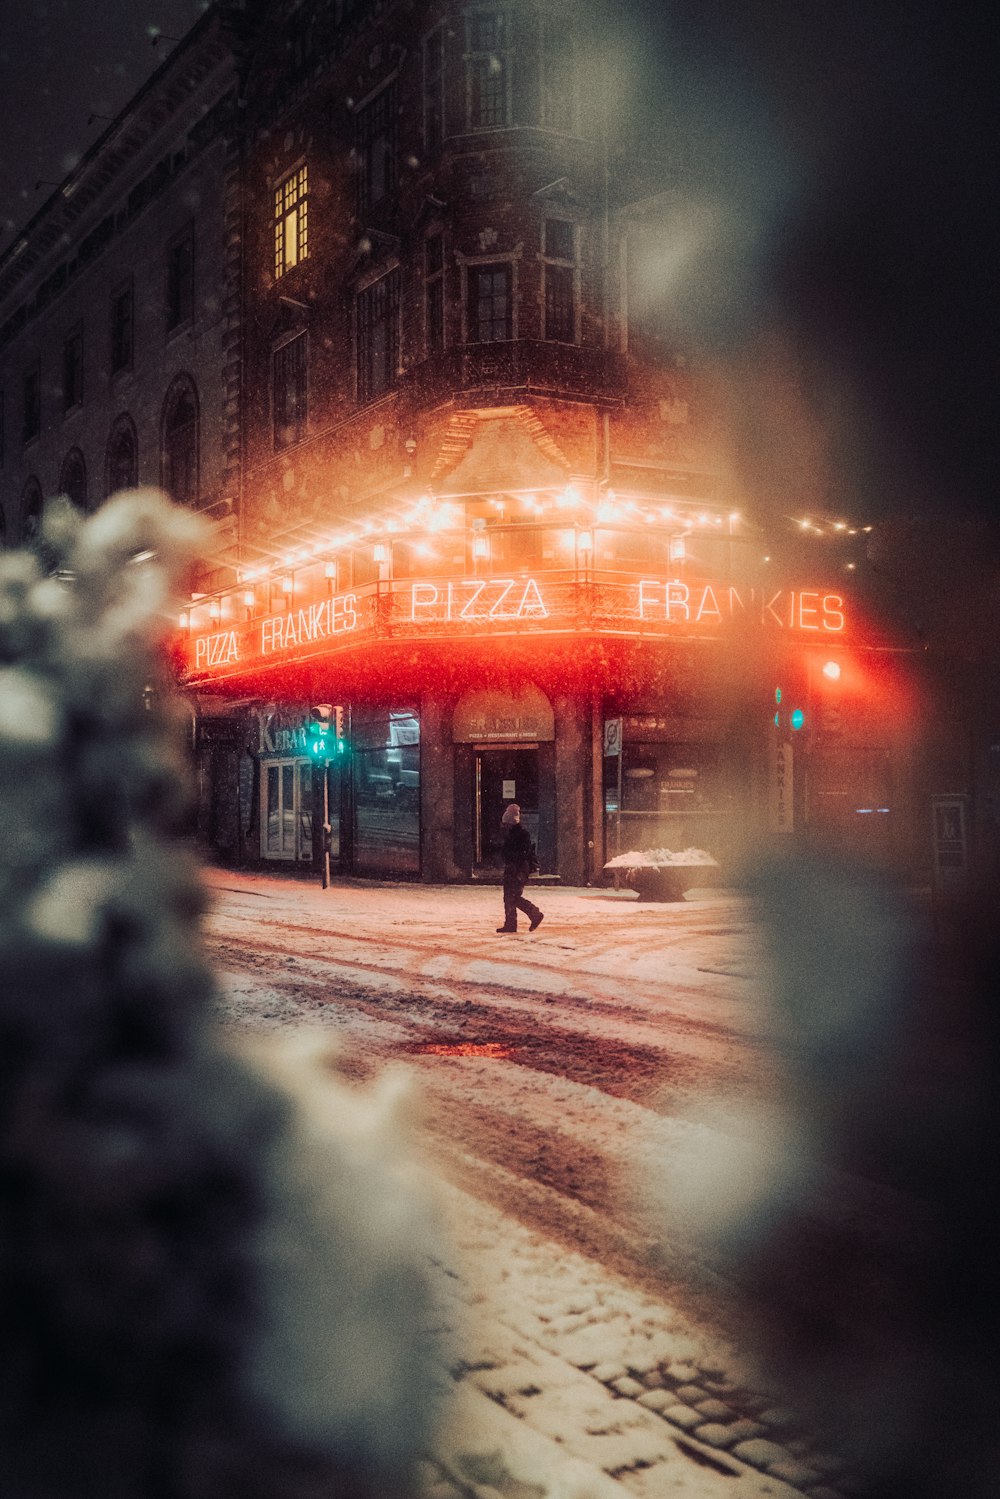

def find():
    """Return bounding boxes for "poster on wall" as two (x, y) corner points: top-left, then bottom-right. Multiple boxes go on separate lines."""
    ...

(931, 795), (968, 895)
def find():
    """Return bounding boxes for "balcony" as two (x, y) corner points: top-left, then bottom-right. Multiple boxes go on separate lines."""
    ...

(403, 340), (627, 408)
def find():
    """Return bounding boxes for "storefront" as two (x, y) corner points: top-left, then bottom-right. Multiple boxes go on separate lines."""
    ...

(179, 505), (920, 884)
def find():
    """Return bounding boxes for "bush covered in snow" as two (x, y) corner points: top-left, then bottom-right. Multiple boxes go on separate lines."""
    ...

(0, 494), (443, 1499)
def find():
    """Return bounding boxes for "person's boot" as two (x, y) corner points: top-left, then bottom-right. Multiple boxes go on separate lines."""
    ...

(528, 910), (544, 932)
(496, 924), (517, 933)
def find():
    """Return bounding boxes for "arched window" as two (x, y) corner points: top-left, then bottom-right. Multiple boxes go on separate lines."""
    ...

(106, 415), (138, 497)
(21, 477), (43, 544)
(58, 448), (88, 511)
(160, 375), (199, 505)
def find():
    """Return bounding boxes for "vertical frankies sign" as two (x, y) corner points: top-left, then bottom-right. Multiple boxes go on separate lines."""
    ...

(183, 576), (847, 678)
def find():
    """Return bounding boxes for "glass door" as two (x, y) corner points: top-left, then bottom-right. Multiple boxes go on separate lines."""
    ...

(475, 747), (539, 871)
(262, 757), (313, 861)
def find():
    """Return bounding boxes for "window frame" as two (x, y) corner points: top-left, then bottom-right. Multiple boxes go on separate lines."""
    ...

(62, 323), (84, 413)
(354, 82), (398, 218)
(541, 217), (579, 344)
(464, 7), (512, 130)
(160, 375), (200, 505)
(467, 260), (514, 343)
(273, 163), (309, 280)
(22, 362), (41, 446)
(110, 278), (134, 375)
(355, 266), (401, 403)
(165, 223), (195, 334)
(422, 23), (446, 151)
(539, 13), (576, 132)
(272, 332), (309, 450)
(424, 231), (446, 355)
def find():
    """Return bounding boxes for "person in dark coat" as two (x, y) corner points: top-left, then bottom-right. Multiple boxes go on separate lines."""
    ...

(497, 803), (543, 933)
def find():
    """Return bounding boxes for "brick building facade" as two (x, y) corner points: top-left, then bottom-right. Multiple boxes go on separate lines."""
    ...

(1, 0), (927, 888)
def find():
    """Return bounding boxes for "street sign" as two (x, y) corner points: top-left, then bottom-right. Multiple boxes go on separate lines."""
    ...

(604, 717), (623, 757)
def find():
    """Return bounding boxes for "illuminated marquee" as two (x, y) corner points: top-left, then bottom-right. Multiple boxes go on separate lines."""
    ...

(410, 578), (547, 622)
(184, 575), (846, 679)
(636, 581), (845, 632)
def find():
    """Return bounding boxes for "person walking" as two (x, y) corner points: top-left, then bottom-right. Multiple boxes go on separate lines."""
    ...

(496, 803), (543, 933)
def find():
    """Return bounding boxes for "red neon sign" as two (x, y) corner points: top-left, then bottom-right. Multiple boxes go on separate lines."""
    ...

(181, 573), (847, 680)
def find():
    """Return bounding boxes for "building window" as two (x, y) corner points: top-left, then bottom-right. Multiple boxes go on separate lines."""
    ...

(110, 281), (133, 374)
(466, 9), (510, 129)
(355, 85), (397, 217)
(423, 24), (446, 151)
(273, 335), (308, 449)
(469, 263), (512, 342)
(356, 269), (400, 402)
(543, 219), (576, 343)
(540, 16), (575, 131)
(161, 376), (199, 504)
(59, 448), (88, 510)
(22, 363), (41, 445)
(63, 326), (84, 412)
(166, 226), (194, 332)
(425, 233), (445, 354)
(106, 415), (138, 496)
(21, 477), (43, 544)
(274, 165), (309, 278)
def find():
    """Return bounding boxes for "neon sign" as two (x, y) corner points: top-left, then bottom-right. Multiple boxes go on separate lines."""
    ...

(410, 578), (547, 622)
(183, 574), (846, 680)
(636, 580), (845, 632)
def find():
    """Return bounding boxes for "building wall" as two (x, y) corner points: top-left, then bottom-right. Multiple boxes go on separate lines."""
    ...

(0, 17), (241, 564)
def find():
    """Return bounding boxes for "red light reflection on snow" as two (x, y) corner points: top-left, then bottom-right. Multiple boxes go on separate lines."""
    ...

(414, 1041), (513, 1059)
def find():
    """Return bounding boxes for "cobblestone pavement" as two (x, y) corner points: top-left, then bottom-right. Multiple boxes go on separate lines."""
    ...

(421, 1182), (858, 1499)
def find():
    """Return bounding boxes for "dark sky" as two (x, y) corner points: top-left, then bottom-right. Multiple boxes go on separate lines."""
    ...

(0, 0), (210, 248)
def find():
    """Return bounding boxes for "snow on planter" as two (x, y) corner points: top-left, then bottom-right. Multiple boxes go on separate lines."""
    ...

(603, 847), (721, 901)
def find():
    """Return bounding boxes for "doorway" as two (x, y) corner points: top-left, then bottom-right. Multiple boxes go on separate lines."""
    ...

(261, 757), (313, 861)
(475, 746), (539, 870)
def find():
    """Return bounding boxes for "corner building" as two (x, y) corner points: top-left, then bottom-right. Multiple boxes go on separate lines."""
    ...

(177, 0), (920, 883)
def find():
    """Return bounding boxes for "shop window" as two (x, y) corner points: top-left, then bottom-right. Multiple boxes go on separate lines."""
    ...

(63, 325), (84, 412)
(22, 363), (41, 445)
(543, 219), (577, 343)
(351, 707), (420, 876)
(59, 448), (88, 510)
(466, 8), (510, 129)
(424, 232), (445, 353)
(355, 84), (397, 216)
(356, 268), (400, 402)
(110, 280), (133, 374)
(273, 334), (308, 449)
(274, 165), (309, 278)
(423, 23), (446, 151)
(540, 15), (575, 131)
(166, 225), (194, 332)
(468, 262), (512, 342)
(605, 740), (729, 855)
(160, 375), (199, 505)
(106, 415), (138, 496)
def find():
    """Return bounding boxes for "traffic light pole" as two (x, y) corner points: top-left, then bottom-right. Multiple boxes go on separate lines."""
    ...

(321, 760), (331, 890)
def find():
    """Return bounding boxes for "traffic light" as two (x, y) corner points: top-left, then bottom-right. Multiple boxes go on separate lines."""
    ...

(773, 685), (806, 735)
(308, 703), (333, 760)
(816, 658), (844, 736)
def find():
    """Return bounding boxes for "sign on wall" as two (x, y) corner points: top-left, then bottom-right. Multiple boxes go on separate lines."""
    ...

(603, 718), (623, 757)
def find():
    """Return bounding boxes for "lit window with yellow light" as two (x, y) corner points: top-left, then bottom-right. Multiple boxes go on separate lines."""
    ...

(274, 165), (309, 279)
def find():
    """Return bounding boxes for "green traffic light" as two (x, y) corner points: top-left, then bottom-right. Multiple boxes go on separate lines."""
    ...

(791, 708), (805, 730)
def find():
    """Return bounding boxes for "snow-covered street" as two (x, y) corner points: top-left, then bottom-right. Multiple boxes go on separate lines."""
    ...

(202, 866), (902, 1497)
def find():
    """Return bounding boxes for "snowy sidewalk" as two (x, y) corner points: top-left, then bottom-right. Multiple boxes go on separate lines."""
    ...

(422, 1182), (842, 1499)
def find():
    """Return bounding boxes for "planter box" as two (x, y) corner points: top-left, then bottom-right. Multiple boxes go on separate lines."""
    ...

(603, 853), (721, 902)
